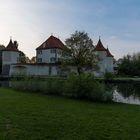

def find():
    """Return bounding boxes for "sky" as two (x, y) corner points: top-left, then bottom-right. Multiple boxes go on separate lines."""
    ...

(0, 0), (140, 59)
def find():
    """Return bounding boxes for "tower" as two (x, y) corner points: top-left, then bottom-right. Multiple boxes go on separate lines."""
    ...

(95, 38), (107, 74)
(2, 39), (20, 75)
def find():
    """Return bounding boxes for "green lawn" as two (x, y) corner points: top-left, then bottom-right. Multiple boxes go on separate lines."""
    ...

(0, 88), (140, 140)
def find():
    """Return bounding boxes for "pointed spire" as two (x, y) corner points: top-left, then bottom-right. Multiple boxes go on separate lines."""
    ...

(3, 37), (19, 52)
(106, 48), (114, 57)
(95, 38), (106, 51)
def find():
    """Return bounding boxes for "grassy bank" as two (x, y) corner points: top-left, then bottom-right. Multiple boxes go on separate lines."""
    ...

(0, 88), (140, 140)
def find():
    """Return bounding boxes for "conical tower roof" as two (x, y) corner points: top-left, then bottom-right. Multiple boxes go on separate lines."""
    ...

(106, 48), (114, 57)
(95, 39), (107, 51)
(3, 39), (19, 52)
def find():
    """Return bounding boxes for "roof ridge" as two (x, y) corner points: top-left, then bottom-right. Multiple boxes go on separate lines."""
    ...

(36, 35), (64, 50)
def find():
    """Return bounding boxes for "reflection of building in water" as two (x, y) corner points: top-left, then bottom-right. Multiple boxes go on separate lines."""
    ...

(113, 90), (140, 105)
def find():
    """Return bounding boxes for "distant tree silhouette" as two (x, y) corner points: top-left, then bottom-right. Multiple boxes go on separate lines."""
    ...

(30, 56), (36, 63)
(118, 53), (140, 76)
(13, 41), (18, 49)
(0, 44), (5, 74)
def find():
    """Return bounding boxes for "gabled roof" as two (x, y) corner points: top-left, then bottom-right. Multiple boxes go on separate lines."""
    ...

(36, 35), (64, 50)
(106, 48), (114, 57)
(3, 39), (19, 52)
(95, 39), (107, 51)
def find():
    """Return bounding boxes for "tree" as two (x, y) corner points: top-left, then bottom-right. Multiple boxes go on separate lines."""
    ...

(30, 56), (36, 63)
(63, 31), (98, 75)
(19, 51), (26, 63)
(13, 40), (18, 49)
(0, 45), (5, 74)
(118, 52), (140, 77)
(19, 51), (31, 63)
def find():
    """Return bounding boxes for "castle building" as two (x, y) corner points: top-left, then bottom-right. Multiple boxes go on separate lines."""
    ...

(1, 35), (114, 77)
(95, 39), (114, 75)
(36, 35), (64, 63)
(2, 39), (20, 75)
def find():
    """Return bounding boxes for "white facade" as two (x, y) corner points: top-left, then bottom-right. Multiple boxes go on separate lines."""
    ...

(97, 51), (107, 74)
(106, 57), (114, 73)
(2, 51), (20, 65)
(96, 51), (114, 74)
(10, 64), (59, 76)
(36, 49), (62, 63)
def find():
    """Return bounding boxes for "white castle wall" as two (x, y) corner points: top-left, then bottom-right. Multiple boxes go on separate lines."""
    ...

(9, 64), (59, 76)
(2, 51), (20, 65)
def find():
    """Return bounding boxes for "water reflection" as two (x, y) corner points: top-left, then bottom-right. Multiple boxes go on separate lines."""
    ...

(105, 83), (140, 105)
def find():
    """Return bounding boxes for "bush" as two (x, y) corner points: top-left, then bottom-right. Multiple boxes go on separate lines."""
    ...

(10, 77), (65, 95)
(104, 72), (115, 80)
(10, 75), (113, 102)
(63, 74), (112, 102)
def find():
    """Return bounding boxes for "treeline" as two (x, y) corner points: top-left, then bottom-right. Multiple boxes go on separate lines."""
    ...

(118, 53), (140, 77)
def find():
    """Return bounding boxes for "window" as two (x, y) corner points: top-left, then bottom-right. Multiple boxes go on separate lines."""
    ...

(37, 50), (42, 55)
(37, 58), (42, 63)
(50, 49), (56, 53)
(57, 49), (62, 55)
(50, 57), (56, 62)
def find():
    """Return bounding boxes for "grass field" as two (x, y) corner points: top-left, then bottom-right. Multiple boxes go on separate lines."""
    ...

(0, 88), (140, 140)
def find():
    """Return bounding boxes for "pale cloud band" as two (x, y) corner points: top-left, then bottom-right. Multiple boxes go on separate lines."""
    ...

(0, 0), (140, 59)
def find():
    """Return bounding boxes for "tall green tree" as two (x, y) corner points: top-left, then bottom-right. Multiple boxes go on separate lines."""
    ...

(63, 31), (98, 75)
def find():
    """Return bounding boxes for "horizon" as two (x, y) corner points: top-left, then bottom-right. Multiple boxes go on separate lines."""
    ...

(0, 0), (140, 59)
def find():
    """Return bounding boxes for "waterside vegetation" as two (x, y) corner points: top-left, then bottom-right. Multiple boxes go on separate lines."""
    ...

(10, 74), (113, 102)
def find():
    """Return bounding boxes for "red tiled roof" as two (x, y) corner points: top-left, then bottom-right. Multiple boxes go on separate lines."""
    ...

(3, 39), (19, 52)
(106, 48), (114, 57)
(95, 39), (107, 51)
(36, 35), (64, 50)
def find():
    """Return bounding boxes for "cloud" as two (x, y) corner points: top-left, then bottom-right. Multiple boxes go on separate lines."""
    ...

(0, 0), (140, 59)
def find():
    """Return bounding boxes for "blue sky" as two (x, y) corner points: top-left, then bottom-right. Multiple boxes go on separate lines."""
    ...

(0, 0), (140, 59)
